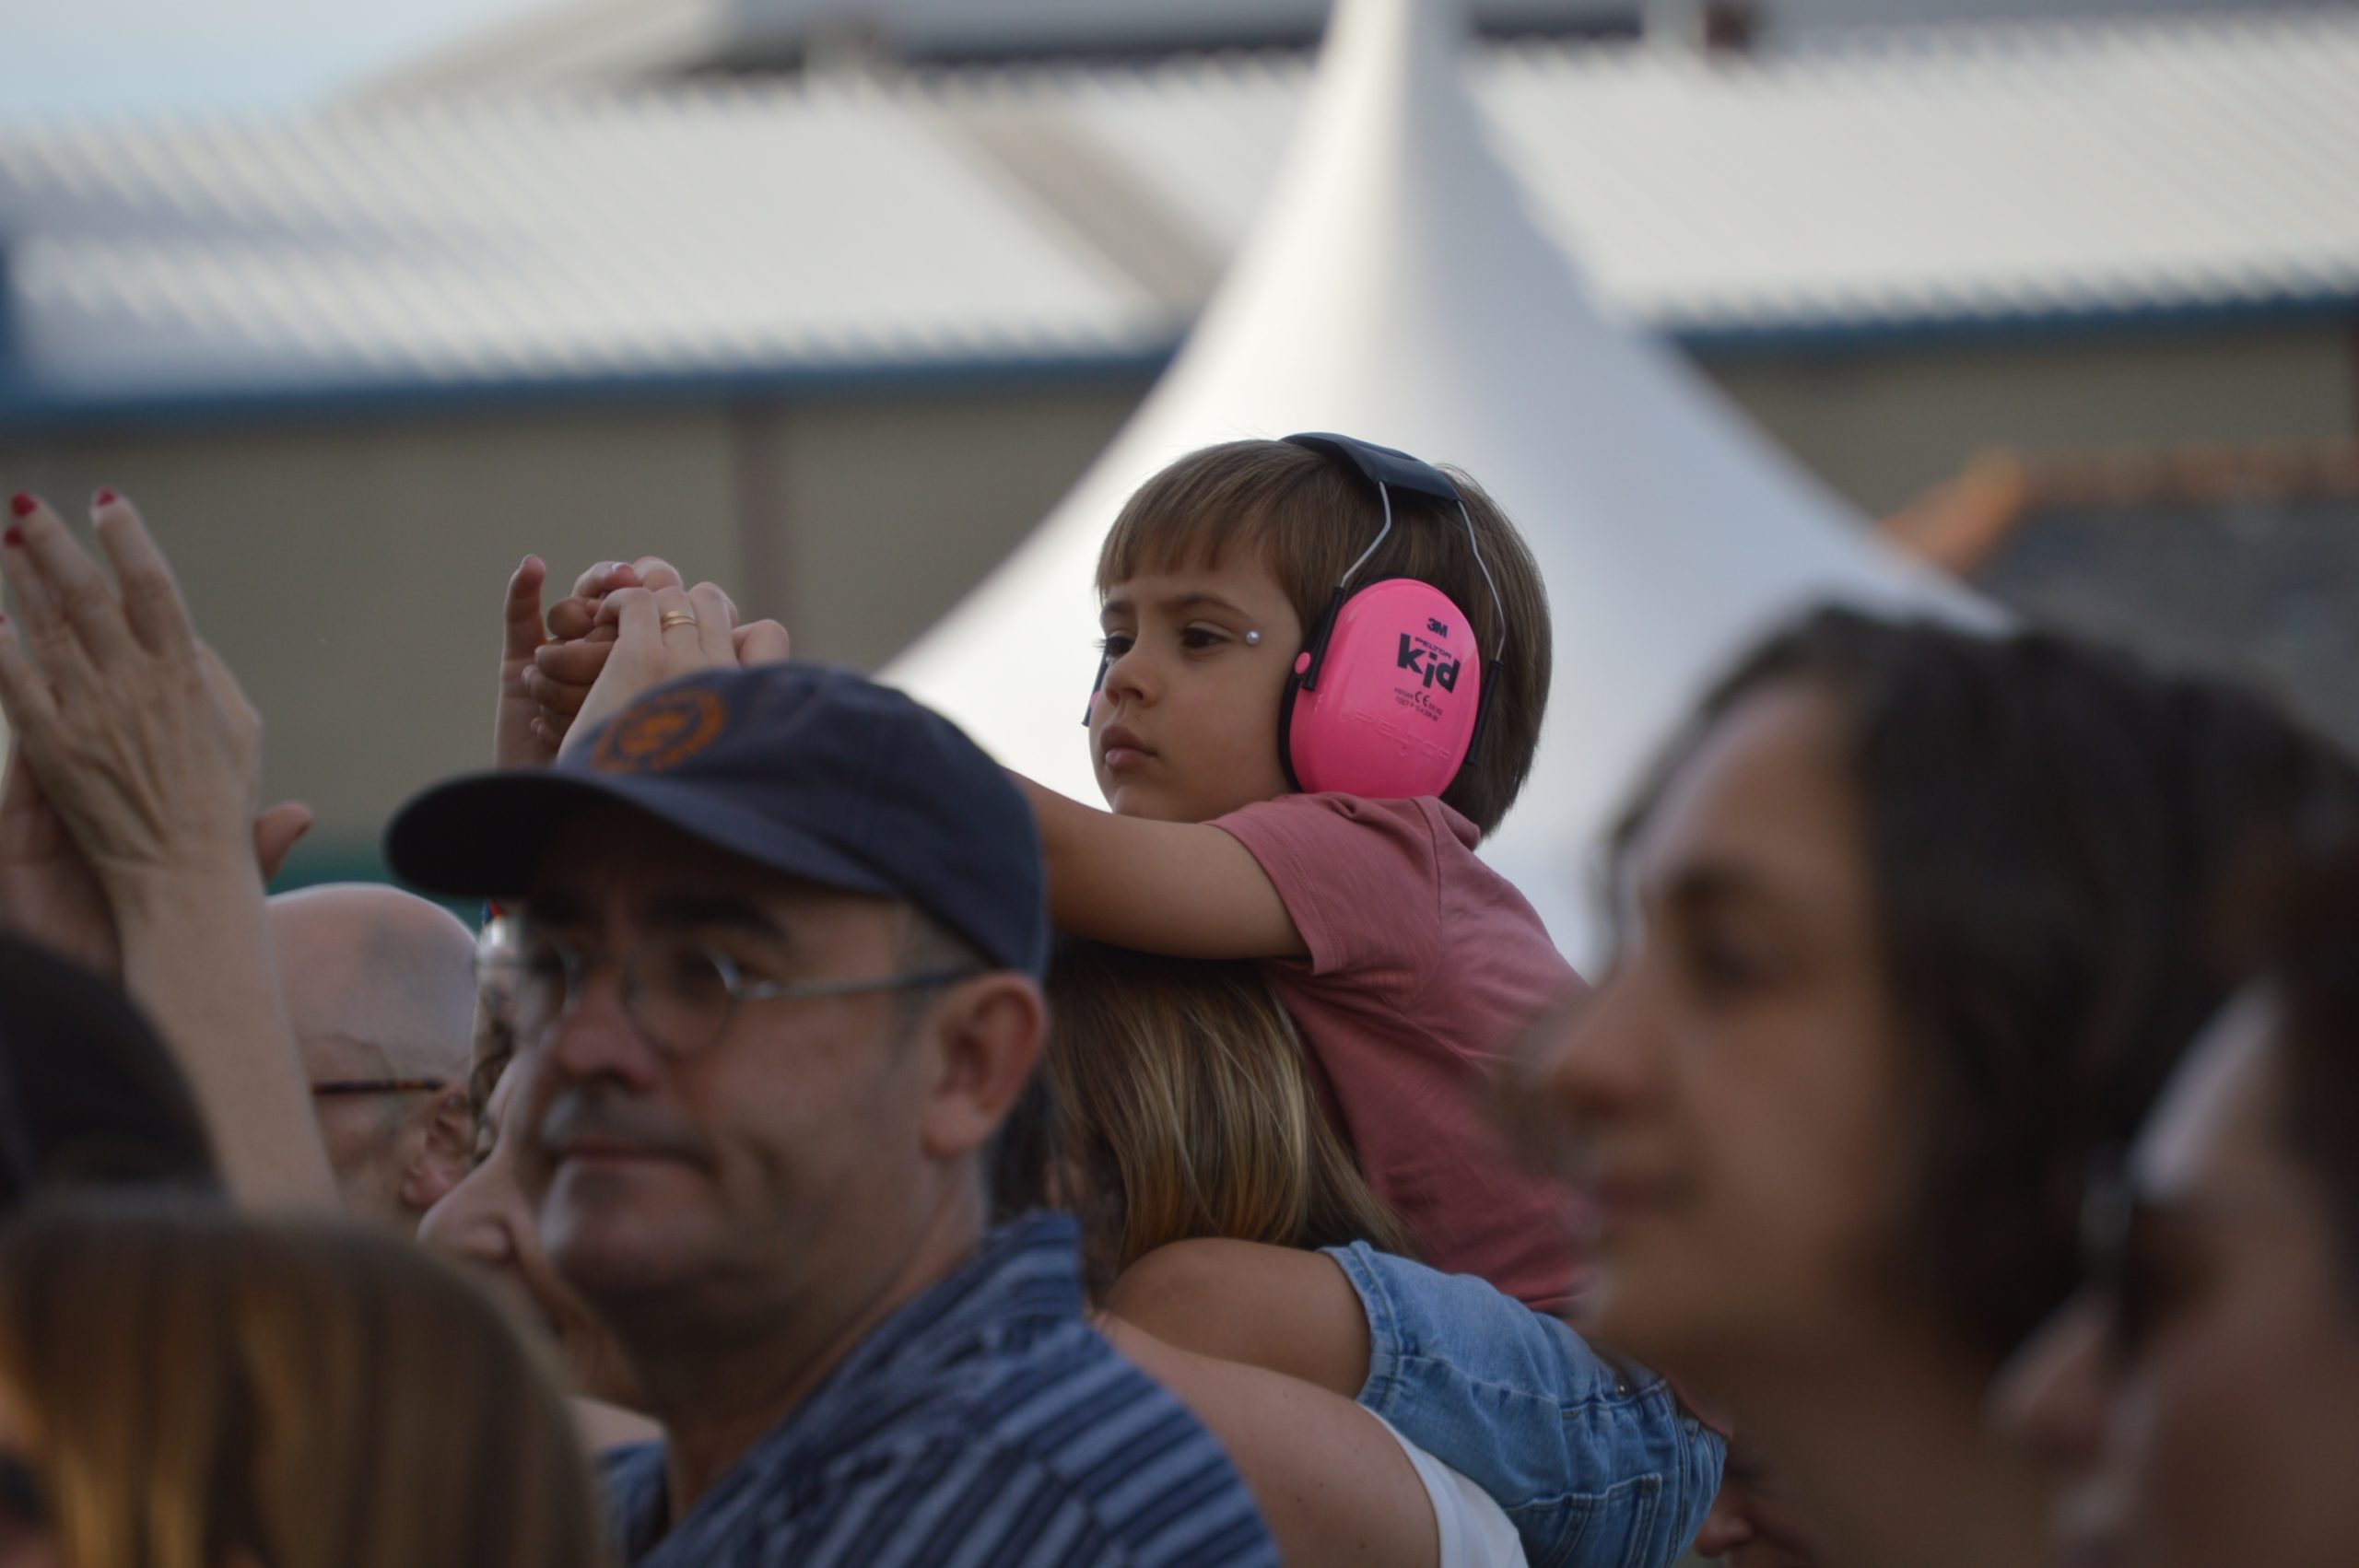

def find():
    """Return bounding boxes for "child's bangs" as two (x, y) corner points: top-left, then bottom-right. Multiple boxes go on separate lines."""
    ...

(1094, 451), (1290, 597)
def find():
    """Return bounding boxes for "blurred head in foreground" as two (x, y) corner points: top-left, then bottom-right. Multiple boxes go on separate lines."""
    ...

(0, 935), (217, 1209)
(1998, 848), (2359, 1568)
(0, 1198), (605, 1568)
(1522, 606), (2359, 1562)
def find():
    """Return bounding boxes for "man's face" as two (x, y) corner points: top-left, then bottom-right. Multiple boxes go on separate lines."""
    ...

(1089, 554), (1303, 824)
(1997, 995), (2359, 1568)
(272, 887), (478, 1227)
(305, 1049), (446, 1223)
(510, 810), (940, 1334)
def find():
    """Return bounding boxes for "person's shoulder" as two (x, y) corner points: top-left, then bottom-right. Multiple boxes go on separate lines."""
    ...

(1216, 790), (1449, 856)
(794, 1364), (1275, 1568)
(955, 1327), (1277, 1564)
(596, 1439), (669, 1555)
(1227, 790), (1435, 826)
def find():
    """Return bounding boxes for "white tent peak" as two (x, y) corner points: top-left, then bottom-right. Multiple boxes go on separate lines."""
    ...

(887, 0), (1977, 960)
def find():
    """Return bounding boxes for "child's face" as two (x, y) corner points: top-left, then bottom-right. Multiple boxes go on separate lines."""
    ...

(1091, 553), (1303, 823)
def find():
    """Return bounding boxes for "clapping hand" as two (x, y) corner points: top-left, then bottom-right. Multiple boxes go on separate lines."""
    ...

(0, 488), (331, 1205)
(0, 492), (311, 904)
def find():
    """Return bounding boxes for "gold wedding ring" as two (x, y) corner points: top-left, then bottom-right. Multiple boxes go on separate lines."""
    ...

(659, 610), (699, 633)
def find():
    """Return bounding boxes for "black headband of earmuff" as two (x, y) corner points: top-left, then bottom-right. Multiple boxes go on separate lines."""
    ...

(1280, 431), (1509, 756)
(1283, 432), (1465, 505)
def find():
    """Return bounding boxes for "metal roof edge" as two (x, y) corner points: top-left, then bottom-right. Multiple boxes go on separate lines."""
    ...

(6, 289), (2356, 436)
(1674, 288), (2359, 362)
(0, 344), (1176, 438)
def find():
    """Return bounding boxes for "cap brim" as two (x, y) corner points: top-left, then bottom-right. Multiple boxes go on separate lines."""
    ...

(384, 768), (898, 903)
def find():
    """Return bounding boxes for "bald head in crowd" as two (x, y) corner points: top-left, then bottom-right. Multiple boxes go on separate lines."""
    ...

(268, 885), (476, 1228)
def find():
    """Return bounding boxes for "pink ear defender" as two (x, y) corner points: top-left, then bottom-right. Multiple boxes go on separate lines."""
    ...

(1083, 432), (1505, 804)
(1274, 433), (1506, 801)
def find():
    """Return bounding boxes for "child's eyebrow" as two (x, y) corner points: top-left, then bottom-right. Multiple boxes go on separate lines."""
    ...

(1099, 591), (1249, 626)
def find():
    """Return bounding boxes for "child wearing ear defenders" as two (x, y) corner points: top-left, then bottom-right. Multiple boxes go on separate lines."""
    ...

(517, 436), (1721, 1567)
(1006, 436), (1720, 1568)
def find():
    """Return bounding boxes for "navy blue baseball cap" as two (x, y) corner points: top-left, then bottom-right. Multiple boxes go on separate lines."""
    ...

(384, 663), (1049, 978)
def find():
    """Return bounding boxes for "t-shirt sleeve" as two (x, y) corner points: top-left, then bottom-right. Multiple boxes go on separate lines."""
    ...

(1212, 793), (1446, 980)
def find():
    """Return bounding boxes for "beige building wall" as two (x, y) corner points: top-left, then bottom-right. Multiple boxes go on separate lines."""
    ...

(746, 380), (1145, 672)
(2, 320), (2349, 882)
(1706, 322), (2359, 517)
(0, 380), (1144, 881)
(0, 404), (740, 878)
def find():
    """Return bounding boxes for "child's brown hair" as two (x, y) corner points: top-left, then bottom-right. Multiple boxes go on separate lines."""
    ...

(1097, 438), (1552, 836)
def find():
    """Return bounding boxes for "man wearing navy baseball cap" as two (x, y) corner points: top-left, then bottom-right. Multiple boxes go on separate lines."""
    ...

(387, 662), (1274, 1568)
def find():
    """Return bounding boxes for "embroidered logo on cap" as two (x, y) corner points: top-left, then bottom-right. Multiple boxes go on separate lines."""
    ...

(593, 687), (729, 774)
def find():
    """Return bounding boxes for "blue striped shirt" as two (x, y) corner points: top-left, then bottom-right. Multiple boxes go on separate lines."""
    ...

(604, 1212), (1278, 1568)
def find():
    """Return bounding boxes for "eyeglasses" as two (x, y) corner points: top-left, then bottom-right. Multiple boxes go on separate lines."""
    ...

(310, 1078), (450, 1098)
(2079, 1149), (2161, 1363)
(493, 928), (978, 1058)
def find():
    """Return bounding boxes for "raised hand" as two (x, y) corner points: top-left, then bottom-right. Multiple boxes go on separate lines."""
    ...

(0, 750), (115, 975)
(522, 556), (683, 755)
(556, 583), (791, 759)
(0, 488), (332, 1205)
(495, 555), (557, 769)
(0, 494), (264, 887)
(0, 751), (311, 981)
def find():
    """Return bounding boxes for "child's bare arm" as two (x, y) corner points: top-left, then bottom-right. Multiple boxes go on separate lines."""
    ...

(1105, 1236), (1374, 1398)
(1014, 774), (1308, 960)
(1099, 1316), (1436, 1568)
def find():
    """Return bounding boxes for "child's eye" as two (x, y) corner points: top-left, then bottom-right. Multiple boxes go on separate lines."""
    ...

(1180, 625), (1228, 651)
(1097, 633), (1133, 659)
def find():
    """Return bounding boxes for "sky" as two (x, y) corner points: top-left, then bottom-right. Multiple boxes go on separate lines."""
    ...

(0, 0), (559, 127)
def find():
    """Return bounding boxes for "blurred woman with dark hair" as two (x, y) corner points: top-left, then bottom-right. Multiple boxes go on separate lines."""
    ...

(1997, 847), (2359, 1568)
(0, 1198), (607, 1568)
(1526, 606), (2359, 1568)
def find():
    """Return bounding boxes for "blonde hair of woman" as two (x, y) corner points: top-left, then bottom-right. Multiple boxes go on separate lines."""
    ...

(1041, 937), (1415, 1293)
(0, 1198), (609, 1568)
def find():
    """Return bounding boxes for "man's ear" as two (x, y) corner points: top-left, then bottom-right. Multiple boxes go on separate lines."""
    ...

(401, 1082), (475, 1214)
(918, 976), (1047, 1162)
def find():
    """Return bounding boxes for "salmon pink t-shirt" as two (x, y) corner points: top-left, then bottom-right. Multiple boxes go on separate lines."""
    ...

(1214, 792), (1584, 1311)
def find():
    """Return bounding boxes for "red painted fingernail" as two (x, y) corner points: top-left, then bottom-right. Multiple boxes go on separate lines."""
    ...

(92, 487), (119, 509)
(7, 494), (34, 520)
(1, 527), (20, 549)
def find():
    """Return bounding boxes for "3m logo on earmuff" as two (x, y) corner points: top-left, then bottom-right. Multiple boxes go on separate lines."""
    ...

(1396, 634), (1462, 693)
